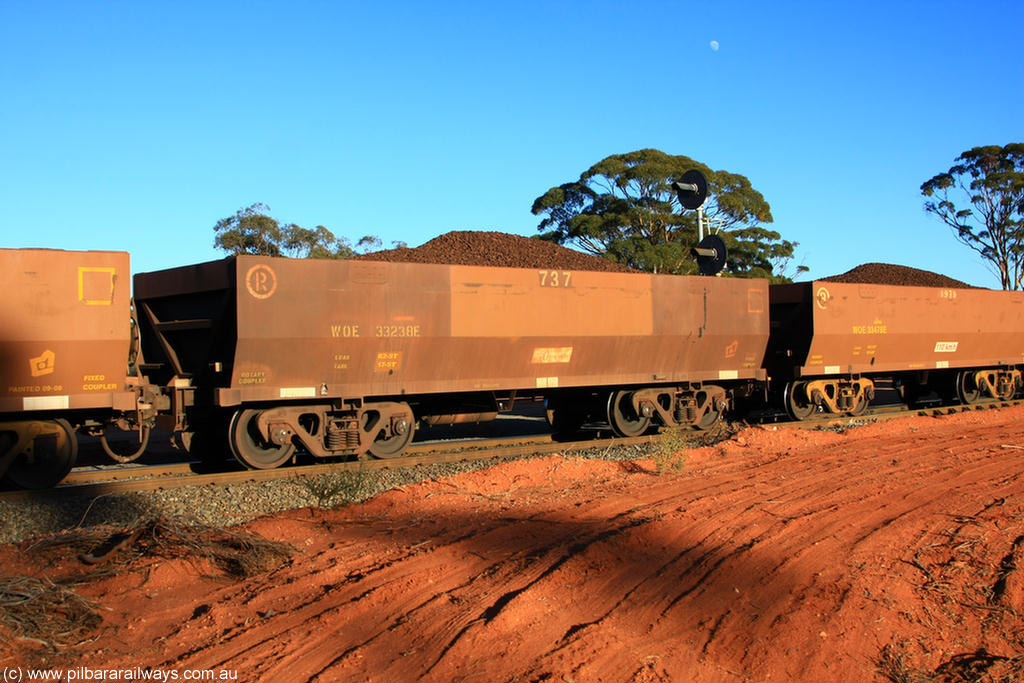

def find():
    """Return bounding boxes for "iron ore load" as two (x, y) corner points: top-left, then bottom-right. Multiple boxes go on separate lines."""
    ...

(2, 171), (1023, 488)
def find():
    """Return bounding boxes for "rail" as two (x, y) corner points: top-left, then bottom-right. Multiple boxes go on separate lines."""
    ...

(2, 397), (1020, 503)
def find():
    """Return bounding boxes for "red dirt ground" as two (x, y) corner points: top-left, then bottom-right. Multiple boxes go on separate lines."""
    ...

(5, 406), (1024, 682)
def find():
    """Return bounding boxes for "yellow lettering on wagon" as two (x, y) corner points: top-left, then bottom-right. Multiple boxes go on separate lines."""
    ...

(8, 384), (63, 393)
(331, 324), (361, 338)
(239, 371), (267, 385)
(82, 373), (117, 391)
(83, 383), (118, 391)
(852, 320), (887, 334)
(334, 353), (351, 370)
(375, 351), (402, 372)
(375, 324), (421, 338)
(538, 270), (573, 288)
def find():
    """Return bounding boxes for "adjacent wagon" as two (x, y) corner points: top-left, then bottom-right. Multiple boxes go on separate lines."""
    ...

(0, 249), (141, 487)
(767, 281), (1024, 418)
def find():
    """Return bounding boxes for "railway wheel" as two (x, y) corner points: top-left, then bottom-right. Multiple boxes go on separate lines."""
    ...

(848, 393), (870, 416)
(366, 418), (415, 458)
(695, 406), (722, 430)
(956, 371), (981, 405)
(784, 382), (815, 420)
(997, 375), (1017, 401)
(607, 391), (650, 437)
(229, 408), (295, 470)
(2, 419), (78, 489)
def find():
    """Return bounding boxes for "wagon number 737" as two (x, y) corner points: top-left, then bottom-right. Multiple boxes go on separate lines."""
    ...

(539, 270), (572, 288)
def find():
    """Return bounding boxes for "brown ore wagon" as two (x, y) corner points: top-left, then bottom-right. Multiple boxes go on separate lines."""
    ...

(0, 249), (137, 487)
(767, 280), (1024, 419)
(134, 255), (770, 468)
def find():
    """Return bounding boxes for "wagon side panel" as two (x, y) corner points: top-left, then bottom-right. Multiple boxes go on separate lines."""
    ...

(0, 249), (132, 414)
(790, 282), (1024, 377)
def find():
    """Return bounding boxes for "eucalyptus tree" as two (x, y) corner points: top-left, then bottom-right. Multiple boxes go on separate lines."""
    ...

(531, 149), (804, 279)
(213, 203), (359, 259)
(921, 144), (1024, 290)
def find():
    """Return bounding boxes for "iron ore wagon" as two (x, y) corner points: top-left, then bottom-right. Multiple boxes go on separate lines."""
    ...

(134, 256), (770, 468)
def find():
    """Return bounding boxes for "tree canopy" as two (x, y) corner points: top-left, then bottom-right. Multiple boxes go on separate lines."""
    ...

(921, 144), (1024, 290)
(531, 149), (804, 279)
(213, 203), (364, 259)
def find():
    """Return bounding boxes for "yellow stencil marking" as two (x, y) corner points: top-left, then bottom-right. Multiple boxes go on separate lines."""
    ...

(531, 347), (573, 363)
(29, 350), (55, 377)
(376, 351), (402, 372)
(78, 267), (116, 305)
(245, 264), (277, 299)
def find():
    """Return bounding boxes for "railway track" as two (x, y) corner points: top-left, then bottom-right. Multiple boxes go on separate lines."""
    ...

(2, 397), (1020, 503)
(0, 431), (663, 502)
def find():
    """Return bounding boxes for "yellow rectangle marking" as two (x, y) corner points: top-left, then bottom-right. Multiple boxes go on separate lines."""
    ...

(718, 370), (739, 380)
(78, 266), (116, 306)
(535, 377), (559, 388)
(532, 347), (573, 364)
(824, 365), (841, 374)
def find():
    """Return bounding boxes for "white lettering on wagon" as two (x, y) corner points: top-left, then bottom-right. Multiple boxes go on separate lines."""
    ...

(934, 341), (959, 353)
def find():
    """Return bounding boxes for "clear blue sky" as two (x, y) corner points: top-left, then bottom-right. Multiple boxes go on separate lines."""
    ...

(2, 1), (1021, 287)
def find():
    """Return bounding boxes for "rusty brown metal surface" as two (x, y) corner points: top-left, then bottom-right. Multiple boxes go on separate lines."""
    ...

(133, 256), (770, 407)
(768, 281), (1024, 378)
(0, 249), (133, 415)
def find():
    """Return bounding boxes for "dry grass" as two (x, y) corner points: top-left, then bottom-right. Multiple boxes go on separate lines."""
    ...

(3, 516), (294, 655)
(0, 574), (100, 649)
(29, 515), (295, 580)
(291, 467), (376, 508)
(878, 502), (1024, 683)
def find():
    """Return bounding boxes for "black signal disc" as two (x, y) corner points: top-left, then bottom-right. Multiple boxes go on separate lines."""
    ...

(675, 169), (709, 210)
(695, 234), (727, 276)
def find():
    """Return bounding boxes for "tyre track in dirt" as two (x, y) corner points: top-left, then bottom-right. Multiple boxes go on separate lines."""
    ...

(55, 406), (1024, 682)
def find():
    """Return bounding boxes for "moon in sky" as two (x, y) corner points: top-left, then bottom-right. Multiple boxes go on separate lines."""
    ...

(710, 40), (720, 51)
